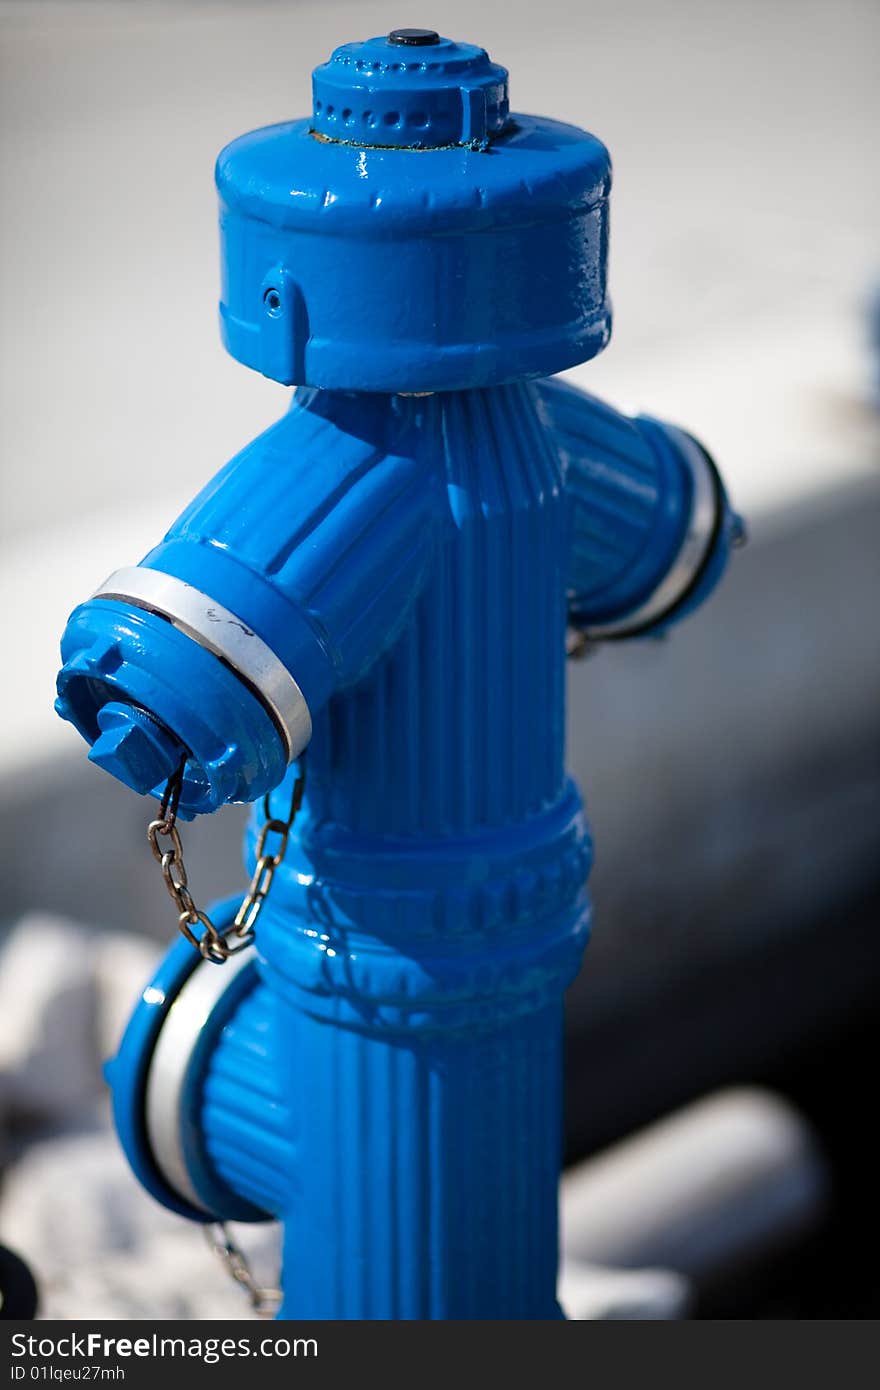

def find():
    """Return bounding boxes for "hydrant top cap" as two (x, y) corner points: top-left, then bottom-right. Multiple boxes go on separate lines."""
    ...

(311, 33), (509, 148)
(214, 33), (612, 389)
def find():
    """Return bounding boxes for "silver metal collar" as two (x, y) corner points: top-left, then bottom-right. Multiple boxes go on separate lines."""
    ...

(144, 941), (257, 1216)
(579, 428), (719, 640)
(93, 566), (312, 761)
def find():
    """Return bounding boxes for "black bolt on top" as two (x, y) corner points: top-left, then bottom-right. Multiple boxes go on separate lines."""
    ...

(388, 28), (440, 46)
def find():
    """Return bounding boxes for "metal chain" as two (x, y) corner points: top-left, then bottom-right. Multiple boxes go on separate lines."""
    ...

(566, 628), (594, 661)
(147, 756), (306, 965)
(204, 1223), (282, 1318)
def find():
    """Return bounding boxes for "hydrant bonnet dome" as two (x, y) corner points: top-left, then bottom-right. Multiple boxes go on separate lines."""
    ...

(311, 32), (510, 149)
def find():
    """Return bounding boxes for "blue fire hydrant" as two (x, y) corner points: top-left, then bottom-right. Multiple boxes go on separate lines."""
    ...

(55, 30), (739, 1319)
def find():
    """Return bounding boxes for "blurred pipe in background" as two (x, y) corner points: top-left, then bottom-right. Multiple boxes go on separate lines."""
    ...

(561, 1089), (830, 1300)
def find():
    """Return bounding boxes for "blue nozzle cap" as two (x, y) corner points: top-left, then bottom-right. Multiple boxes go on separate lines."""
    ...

(87, 702), (184, 797)
(56, 596), (287, 816)
(311, 32), (509, 149)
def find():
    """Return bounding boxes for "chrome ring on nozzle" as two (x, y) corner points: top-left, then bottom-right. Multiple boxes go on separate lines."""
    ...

(579, 429), (720, 640)
(144, 937), (257, 1215)
(93, 567), (312, 762)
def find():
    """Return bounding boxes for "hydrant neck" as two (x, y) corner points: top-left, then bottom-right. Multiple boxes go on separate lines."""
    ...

(289, 380), (570, 836)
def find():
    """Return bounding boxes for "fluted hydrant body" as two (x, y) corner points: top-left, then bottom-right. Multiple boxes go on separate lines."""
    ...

(55, 31), (738, 1319)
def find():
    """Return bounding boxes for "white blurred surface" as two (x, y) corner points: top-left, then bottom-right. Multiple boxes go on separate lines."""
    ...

(0, 913), (158, 1121)
(561, 1089), (828, 1280)
(559, 1258), (691, 1320)
(1, 0), (878, 774)
(0, 1127), (281, 1319)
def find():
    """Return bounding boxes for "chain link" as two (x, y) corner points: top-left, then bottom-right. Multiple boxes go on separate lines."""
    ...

(147, 756), (306, 965)
(203, 1223), (281, 1318)
(565, 628), (594, 661)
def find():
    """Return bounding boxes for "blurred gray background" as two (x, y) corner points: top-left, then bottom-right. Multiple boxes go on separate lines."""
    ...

(0, 1), (878, 1311)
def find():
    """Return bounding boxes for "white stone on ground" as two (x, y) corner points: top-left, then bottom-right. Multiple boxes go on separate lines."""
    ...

(0, 1127), (279, 1320)
(558, 1257), (691, 1321)
(0, 916), (100, 1121)
(0, 913), (279, 1319)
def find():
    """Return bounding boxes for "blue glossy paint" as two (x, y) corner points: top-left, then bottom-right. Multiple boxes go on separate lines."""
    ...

(110, 896), (293, 1223)
(56, 596), (286, 816)
(535, 378), (737, 630)
(197, 970), (292, 1220)
(216, 32), (610, 393)
(107, 911), (221, 1223)
(311, 34), (510, 149)
(61, 31), (738, 1320)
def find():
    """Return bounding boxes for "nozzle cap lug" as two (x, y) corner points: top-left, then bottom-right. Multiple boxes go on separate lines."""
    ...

(88, 702), (184, 797)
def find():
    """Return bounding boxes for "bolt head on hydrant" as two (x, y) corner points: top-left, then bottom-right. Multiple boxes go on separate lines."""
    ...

(88, 702), (182, 795)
